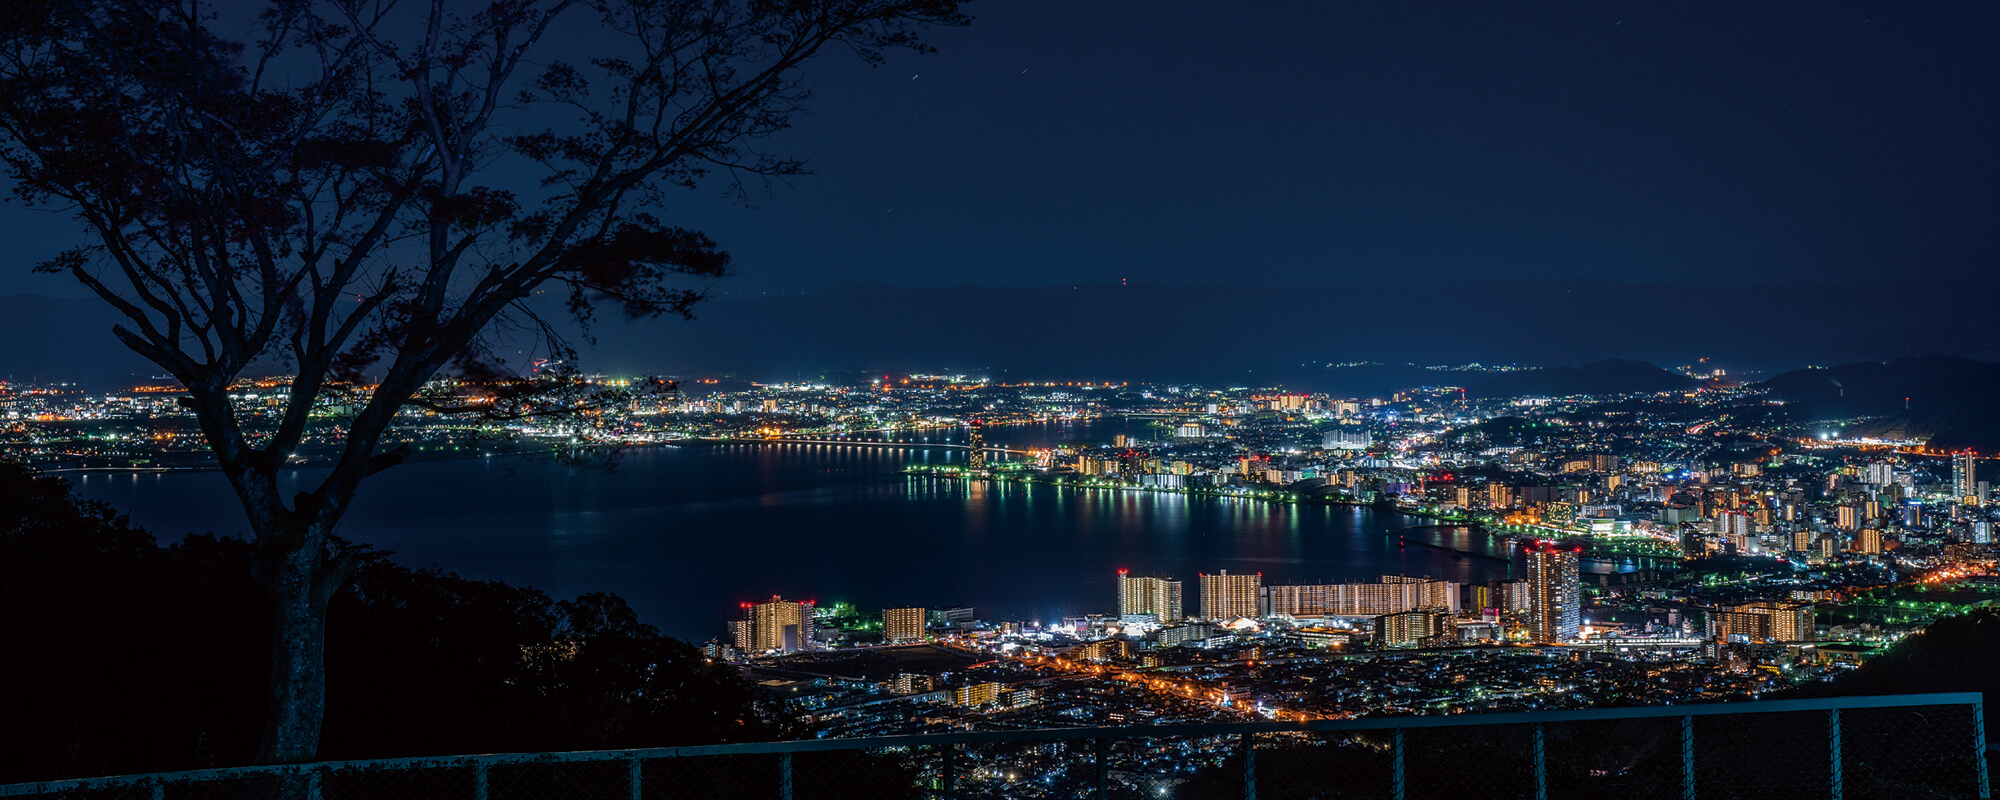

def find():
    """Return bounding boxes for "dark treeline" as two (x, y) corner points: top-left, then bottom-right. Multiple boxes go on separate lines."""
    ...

(1790, 607), (2000, 730)
(0, 464), (777, 784)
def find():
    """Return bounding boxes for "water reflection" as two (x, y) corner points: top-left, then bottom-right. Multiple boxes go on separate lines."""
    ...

(72, 420), (1521, 639)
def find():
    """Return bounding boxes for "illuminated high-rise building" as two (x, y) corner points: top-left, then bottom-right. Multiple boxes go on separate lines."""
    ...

(737, 596), (815, 654)
(1200, 570), (1261, 620)
(1376, 609), (1447, 648)
(1525, 542), (1580, 644)
(1836, 504), (1860, 530)
(884, 607), (927, 644)
(1117, 571), (1183, 623)
(967, 419), (987, 471)
(1265, 577), (1461, 617)
(1954, 452), (1978, 504)
(1712, 601), (1815, 642)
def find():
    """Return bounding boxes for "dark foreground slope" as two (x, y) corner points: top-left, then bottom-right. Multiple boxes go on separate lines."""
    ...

(1793, 609), (2000, 735)
(0, 464), (775, 784)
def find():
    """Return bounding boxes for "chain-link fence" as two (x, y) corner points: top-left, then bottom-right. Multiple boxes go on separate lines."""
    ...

(3, 693), (1988, 800)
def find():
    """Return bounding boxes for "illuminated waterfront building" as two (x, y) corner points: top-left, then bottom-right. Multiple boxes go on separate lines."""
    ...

(1200, 570), (1262, 620)
(967, 419), (986, 471)
(1526, 542), (1580, 644)
(1117, 571), (1184, 623)
(737, 596), (815, 654)
(1264, 577), (1459, 617)
(884, 607), (927, 644)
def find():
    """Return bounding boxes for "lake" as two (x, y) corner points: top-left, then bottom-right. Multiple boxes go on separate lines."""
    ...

(71, 419), (1521, 641)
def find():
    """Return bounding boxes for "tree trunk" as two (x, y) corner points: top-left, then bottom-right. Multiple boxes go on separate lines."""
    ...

(257, 538), (332, 766)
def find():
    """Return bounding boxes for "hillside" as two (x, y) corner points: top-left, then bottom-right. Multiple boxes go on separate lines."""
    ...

(1465, 358), (1698, 399)
(1758, 356), (2000, 450)
(8, 280), (2000, 385)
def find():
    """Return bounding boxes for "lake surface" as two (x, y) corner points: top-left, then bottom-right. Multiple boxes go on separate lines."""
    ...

(70, 420), (1522, 641)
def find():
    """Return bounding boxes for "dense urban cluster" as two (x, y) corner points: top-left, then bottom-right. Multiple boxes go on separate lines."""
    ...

(6, 370), (1997, 744)
(694, 374), (1997, 747)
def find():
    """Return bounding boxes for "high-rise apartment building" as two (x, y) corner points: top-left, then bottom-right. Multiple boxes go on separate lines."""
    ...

(1376, 609), (1448, 648)
(1116, 571), (1184, 623)
(1711, 601), (1815, 642)
(884, 607), (927, 644)
(737, 596), (815, 654)
(1500, 579), (1532, 613)
(1264, 576), (1461, 617)
(1526, 542), (1580, 644)
(949, 682), (1005, 707)
(1954, 452), (1979, 504)
(1200, 571), (1261, 620)
(967, 420), (986, 471)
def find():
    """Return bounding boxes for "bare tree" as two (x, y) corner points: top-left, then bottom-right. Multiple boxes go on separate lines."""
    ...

(0, 0), (967, 764)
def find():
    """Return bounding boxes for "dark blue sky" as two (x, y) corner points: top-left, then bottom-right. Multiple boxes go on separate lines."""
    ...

(7, 0), (1997, 298)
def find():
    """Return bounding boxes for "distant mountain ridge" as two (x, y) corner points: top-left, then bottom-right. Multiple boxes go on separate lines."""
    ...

(1465, 359), (1698, 398)
(7, 278), (2000, 385)
(1758, 355), (2000, 451)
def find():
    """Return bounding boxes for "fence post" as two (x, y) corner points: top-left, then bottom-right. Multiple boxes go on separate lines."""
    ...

(778, 753), (793, 800)
(1392, 728), (1406, 800)
(1975, 699), (1990, 800)
(1094, 738), (1109, 800)
(473, 763), (488, 800)
(1829, 709), (1843, 800)
(940, 743), (959, 800)
(627, 757), (641, 800)
(1681, 716), (1696, 800)
(1532, 724), (1548, 800)
(1241, 733), (1257, 800)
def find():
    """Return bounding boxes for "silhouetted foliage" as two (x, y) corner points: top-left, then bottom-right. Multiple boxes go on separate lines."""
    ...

(0, 0), (966, 764)
(1794, 608), (2000, 733)
(0, 464), (777, 784)
(0, 464), (267, 782)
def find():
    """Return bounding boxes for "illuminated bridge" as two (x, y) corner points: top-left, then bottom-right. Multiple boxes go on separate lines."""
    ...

(714, 436), (1034, 457)
(3, 693), (1987, 799)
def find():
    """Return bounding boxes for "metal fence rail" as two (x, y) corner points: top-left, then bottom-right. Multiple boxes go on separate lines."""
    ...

(3, 693), (1988, 799)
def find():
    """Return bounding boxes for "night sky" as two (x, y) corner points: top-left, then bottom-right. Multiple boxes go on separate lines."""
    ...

(5, 1), (1998, 334)
(644, 0), (2000, 294)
